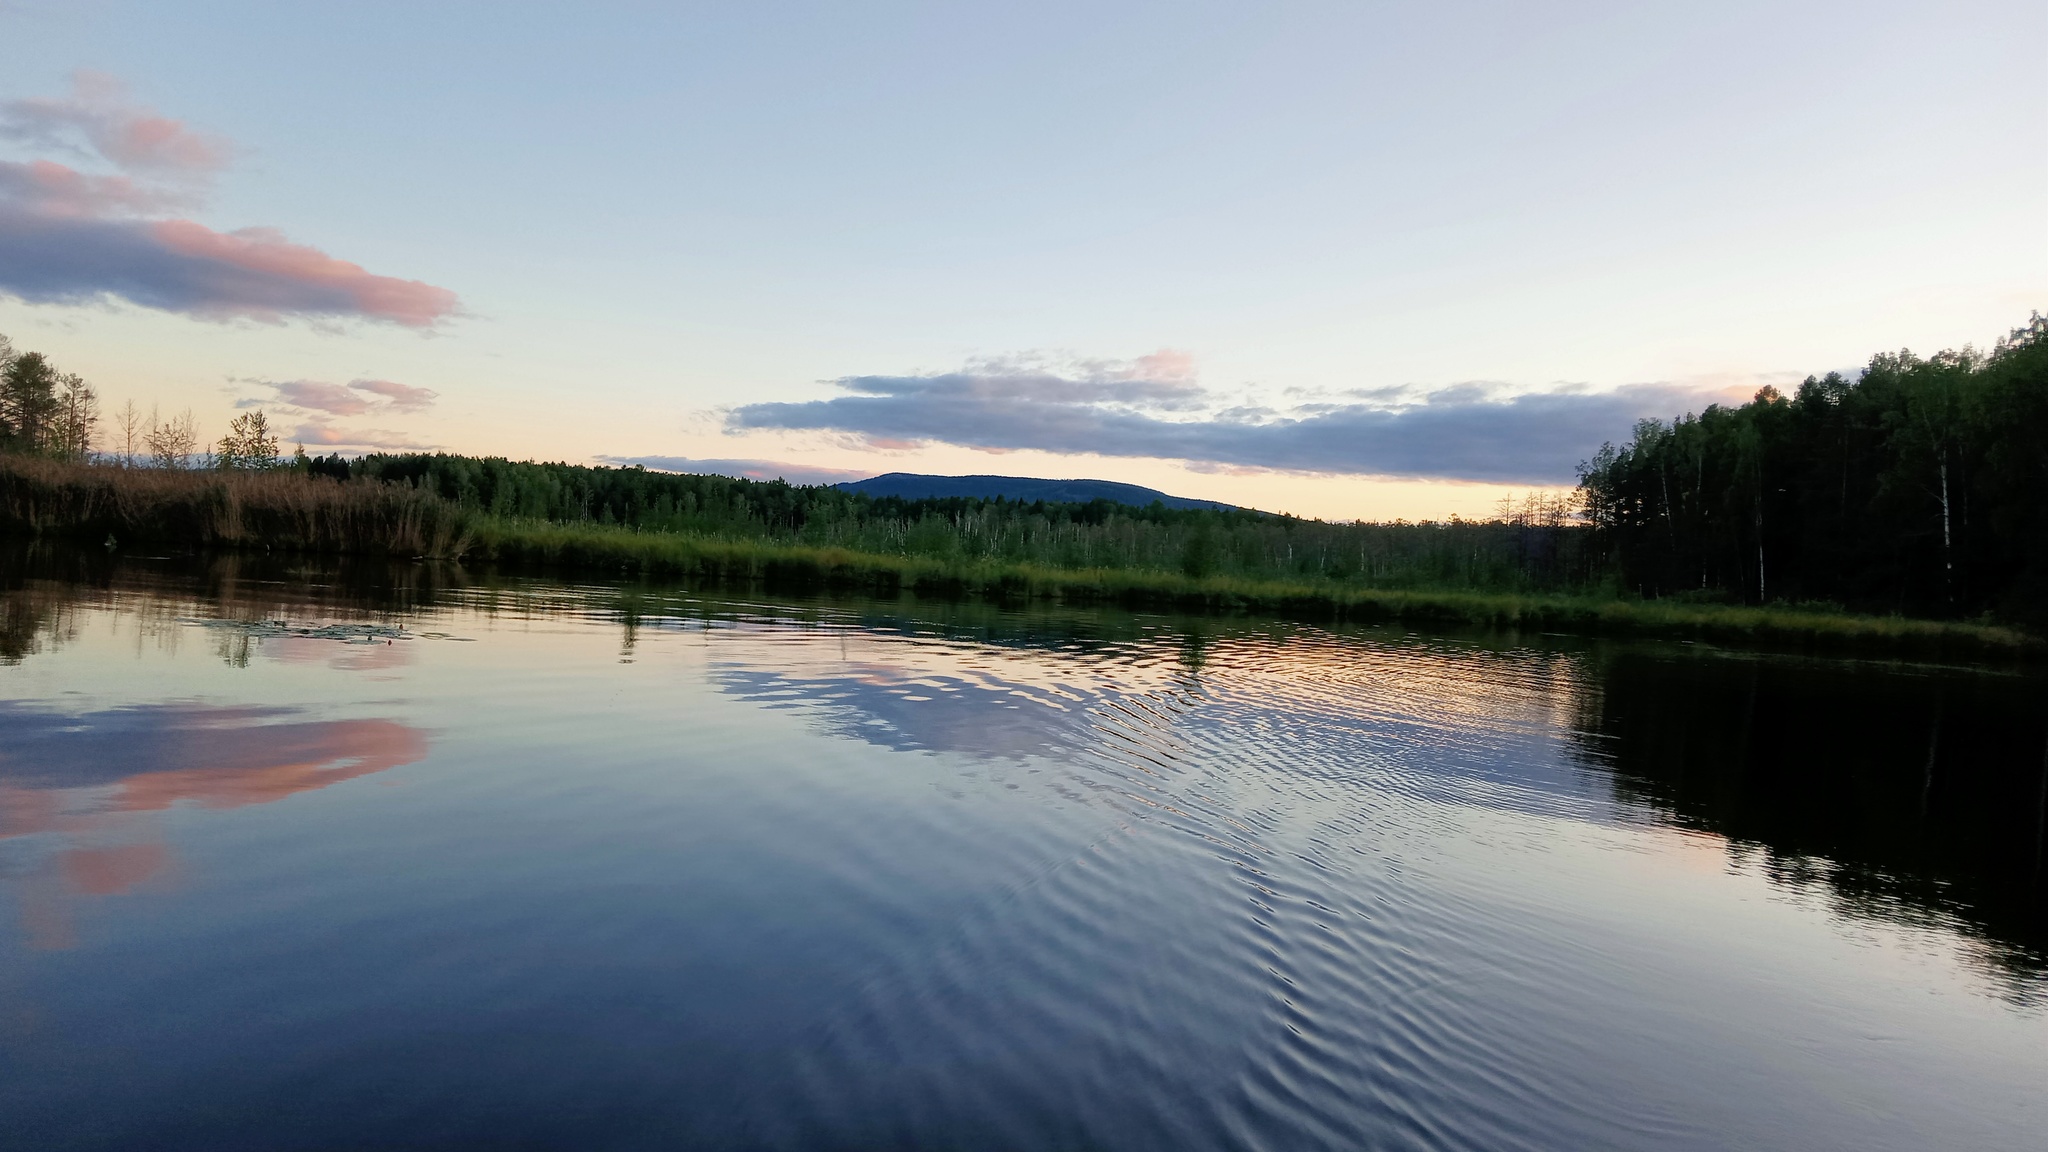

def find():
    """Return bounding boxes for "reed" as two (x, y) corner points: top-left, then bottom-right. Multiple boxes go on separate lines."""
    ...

(0, 453), (470, 557)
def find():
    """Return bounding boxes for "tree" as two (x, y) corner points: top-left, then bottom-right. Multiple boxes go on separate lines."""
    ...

(146, 407), (197, 468)
(0, 351), (60, 452)
(114, 400), (144, 465)
(217, 410), (281, 469)
(50, 373), (98, 460)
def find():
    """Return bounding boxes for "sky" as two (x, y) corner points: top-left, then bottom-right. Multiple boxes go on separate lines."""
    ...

(0, 0), (2039, 520)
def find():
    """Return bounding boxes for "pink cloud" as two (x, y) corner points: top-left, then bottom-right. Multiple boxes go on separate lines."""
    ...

(149, 220), (458, 327)
(0, 71), (229, 175)
(0, 160), (188, 217)
(0, 75), (460, 329)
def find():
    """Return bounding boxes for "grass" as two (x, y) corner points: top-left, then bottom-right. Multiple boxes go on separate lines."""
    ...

(3, 454), (2036, 661)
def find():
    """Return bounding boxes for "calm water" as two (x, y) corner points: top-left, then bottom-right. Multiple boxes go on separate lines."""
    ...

(2, 547), (2044, 1151)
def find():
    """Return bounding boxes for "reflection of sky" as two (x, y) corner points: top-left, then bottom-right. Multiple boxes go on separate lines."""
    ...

(714, 642), (1126, 763)
(0, 700), (428, 948)
(263, 634), (415, 672)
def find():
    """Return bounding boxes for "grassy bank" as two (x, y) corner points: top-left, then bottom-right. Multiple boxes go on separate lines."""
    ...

(2, 454), (2035, 661)
(467, 518), (2041, 662)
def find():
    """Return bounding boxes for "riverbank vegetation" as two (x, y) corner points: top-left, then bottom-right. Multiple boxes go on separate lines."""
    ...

(0, 317), (2042, 657)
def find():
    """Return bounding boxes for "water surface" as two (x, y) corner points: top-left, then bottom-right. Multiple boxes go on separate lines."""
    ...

(2, 548), (2043, 1150)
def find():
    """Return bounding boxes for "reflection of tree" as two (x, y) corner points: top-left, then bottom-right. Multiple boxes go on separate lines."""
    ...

(1570, 650), (2048, 993)
(1, 579), (82, 665)
(0, 542), (468, 667)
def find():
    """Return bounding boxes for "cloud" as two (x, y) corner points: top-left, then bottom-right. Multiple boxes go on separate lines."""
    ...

(0, 208), (459, 326)
(249, 377), (439, 417)
(0, 159), (190, 216)
(728, 354), (1750, 485)
(348, 378), (437, 412)
(598, 455), (875, 486)
(0, 74), (458, 328)
(0, 71), (229, 175)
(269, 380), (372, 416)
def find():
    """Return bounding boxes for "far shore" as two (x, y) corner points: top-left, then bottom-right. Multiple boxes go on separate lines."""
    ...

(2, 453), (2037, 664)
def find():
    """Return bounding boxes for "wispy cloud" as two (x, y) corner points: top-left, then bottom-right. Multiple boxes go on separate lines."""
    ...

(241, 377), (439, 418)
(266, 381), (372, 416)
(728, 352), (1751, 485)
(0, 73), (458, 328)
(239, 378), (440, 451)
(0, 71), (229, 176)
(347, 378), (436, 412)
(598, 455), (875, 486)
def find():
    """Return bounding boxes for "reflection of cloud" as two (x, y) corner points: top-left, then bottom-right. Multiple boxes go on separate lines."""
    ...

(597, 455), (875, 486)
(0, 702), (426, 815)
(729, 354), (1750, 484)
(60, 842), (170, 896)
(0, 72), (459, 328)
(0, 701), (428, 948)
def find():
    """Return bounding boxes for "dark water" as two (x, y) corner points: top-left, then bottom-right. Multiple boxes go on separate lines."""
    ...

(2, 547), (2043, 1151)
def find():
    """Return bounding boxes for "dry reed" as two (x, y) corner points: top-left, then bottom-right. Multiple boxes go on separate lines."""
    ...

(0, 454), (470, 557)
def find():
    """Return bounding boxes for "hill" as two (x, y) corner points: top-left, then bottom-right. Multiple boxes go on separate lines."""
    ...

(838, 472), (1236, 511)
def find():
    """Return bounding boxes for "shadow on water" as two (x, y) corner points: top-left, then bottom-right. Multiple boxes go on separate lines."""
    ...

(1570, 647), (2048, 992)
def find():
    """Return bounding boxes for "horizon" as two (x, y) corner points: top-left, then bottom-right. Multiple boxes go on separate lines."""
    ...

(1, 1), (2040, 520)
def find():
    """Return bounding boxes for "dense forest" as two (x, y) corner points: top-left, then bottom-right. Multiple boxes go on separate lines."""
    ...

(1578, 314), (2047, 620)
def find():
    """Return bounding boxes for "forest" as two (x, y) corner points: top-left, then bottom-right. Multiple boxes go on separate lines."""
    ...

(1578, 313), (2047, 621)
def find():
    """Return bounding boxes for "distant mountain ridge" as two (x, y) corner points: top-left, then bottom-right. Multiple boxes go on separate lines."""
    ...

(837, 473), (1235, 511)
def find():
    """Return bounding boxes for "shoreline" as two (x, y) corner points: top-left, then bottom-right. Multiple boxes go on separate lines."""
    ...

(2, 453), (2035, 663)
(464, 519), (2040, 664)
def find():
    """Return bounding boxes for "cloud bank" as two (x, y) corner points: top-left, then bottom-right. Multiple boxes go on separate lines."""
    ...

(0, 74), (457, 328)
(598, 455), (875, 486)
(729, 354), (1746, 485)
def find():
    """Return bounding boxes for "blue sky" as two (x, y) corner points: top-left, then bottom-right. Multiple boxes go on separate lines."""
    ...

(0, 0), (2039, 517)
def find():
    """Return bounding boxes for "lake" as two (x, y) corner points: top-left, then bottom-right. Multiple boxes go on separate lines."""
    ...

(2, 545), (2043, 1151)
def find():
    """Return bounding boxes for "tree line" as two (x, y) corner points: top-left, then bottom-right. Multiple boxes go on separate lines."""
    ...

(1, 333), (283, 469)
(1578, 314), (2047, 620)
(306, 451), (1594, 592)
